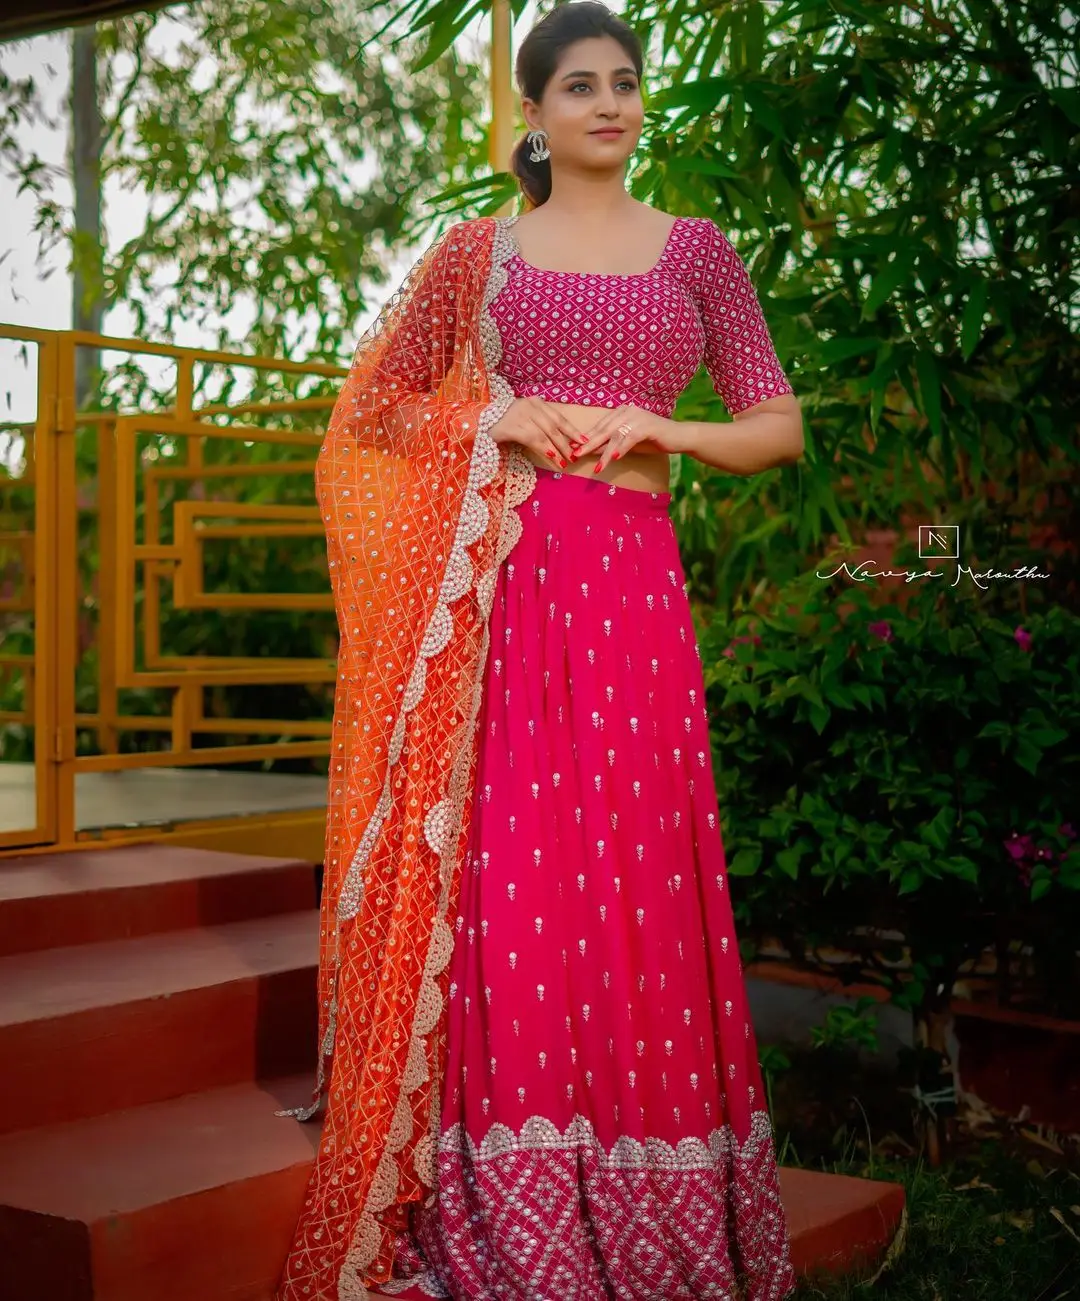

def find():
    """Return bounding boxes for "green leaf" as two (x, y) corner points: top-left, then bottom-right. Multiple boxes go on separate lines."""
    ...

(744, 0), (765, 68)
(862, 252), (911, 318)
(408, 1), (485, 74)
(960, 277), (989, 359)
(728, 847), (763, 877)
(665, 155), (742, 179)
(1027, 727), (1068, 748)
(914, 349), (942, 440)
(922, 805), (954, 852)
(743, 84), (788, 142)
(898, 868), (923, 895)
(1047, 87), (1080, 126)
(819, 337), (880, 366)
(651, 77), (736, 115)
(958, 858), (981, 883)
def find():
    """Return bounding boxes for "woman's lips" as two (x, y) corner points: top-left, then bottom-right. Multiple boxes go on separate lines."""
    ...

(590, 129), (625, 138)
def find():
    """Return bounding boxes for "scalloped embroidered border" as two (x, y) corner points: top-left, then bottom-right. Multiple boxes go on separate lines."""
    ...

(276, 216), (529, 1130)
(441, 1103), (774, 1170)
(338, 213), (537, 1299)
(372, 1108), (788, 1298)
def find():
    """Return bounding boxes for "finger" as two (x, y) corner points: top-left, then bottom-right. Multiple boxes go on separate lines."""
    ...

(595, 424), (637, 470)
(535, 422), (573, 467)
(594, 427), (642, 472)
(537, 402), (587, 459)
(572, 407), (632, 459)
(539, 439), (568, 468)
(540, 416), (577, 464)
(570, 420), (613, 460)
(538, 424), (580, 465)
(609, 428), (642, 462)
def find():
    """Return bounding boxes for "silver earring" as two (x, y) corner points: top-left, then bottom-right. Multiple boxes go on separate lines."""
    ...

(527, 128), (550, 162)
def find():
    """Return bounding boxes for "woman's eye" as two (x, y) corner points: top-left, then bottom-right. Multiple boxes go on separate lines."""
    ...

(569, 80), (637, 92)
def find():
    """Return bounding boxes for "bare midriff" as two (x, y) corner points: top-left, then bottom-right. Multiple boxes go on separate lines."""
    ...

(512, 401), (672, 496)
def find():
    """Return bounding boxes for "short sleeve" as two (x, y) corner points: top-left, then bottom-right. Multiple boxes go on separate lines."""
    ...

(691, 218), (794, 415)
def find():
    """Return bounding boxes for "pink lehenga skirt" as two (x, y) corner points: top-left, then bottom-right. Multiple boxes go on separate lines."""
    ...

(380, 465), (796, 1300)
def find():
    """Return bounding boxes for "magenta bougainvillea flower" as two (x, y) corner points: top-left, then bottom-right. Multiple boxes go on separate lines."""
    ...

(1003, 823), (1075, 886)
(722, 634), (762, 660)
(1014, 626), (1033, 652)
(1005, 832), (1036, 863)
(868, 620), (894, 642)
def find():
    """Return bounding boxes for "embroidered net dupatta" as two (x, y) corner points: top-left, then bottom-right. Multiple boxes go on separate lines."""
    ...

(276, 215), (533, 1300)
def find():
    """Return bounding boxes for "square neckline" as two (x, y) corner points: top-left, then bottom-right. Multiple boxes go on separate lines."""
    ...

(502, 213), (686, 280)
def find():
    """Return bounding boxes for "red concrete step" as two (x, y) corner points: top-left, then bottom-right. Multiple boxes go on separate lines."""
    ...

(0, 1072), (906, 1301)
(0, 1074), (320, 1301)
(781, 1165), (906, 1281)
(0, 910), (318, 1135)
(0, 846), (317, 957)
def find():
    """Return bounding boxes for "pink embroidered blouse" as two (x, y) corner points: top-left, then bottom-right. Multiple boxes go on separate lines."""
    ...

(489, 215), (794, 419)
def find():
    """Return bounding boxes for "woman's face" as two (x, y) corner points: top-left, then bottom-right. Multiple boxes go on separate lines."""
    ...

(523, 35), (643, 173)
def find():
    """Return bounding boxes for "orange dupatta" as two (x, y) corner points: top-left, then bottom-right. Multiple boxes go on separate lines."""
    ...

(276, 214), (535, 1300)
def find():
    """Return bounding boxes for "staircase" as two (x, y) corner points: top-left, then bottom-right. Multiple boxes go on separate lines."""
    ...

(0, 846), (322, 1301)
(0, 846), (905, 1301)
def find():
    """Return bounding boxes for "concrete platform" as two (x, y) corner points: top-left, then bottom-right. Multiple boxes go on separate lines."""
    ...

(0, 763), (327, 836)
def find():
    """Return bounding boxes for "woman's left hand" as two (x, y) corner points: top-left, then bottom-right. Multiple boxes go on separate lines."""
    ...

(568, 405), (687, 471)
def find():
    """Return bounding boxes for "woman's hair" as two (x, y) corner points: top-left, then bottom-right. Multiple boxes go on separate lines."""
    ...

(510, 2), (644, 211)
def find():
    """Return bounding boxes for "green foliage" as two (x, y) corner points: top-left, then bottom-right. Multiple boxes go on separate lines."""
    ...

(808, 997), (882, 1054)
(701, 573), (1080, 1016)
(2, 0), (491, 368)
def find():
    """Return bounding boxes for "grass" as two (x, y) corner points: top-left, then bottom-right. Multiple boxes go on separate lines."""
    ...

(763, 1046), (1080, 1300)
(787, 1141), (1080, 1300)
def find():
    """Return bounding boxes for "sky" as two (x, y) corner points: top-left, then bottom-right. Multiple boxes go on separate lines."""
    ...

(0, 0), (547, 429)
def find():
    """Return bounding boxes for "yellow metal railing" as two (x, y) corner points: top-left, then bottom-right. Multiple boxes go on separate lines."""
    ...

(0, 323), (346, 856)
(0, 0), (518, 858)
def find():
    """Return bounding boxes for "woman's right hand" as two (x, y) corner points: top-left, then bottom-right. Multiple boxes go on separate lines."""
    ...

(489, 397), (579, 468)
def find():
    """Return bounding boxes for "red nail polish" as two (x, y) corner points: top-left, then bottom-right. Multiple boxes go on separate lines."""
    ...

(612, 452), (620, 460)
(559, 458), (567, 468)
(545, 450), (555, 459)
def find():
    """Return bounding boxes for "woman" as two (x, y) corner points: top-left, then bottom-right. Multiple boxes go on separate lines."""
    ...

(276, 4), (803, 1299)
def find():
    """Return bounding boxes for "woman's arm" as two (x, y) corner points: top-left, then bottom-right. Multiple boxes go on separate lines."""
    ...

(674, 393), (803, 473)
(680, 220), (803, 473)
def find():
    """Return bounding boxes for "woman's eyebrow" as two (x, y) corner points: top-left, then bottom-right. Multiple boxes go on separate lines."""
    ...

(558, 66), (638, 81)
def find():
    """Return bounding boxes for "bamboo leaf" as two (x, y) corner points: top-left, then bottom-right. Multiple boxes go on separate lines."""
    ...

(960, 277), (989, 360)
(914, 349), (942, 439)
